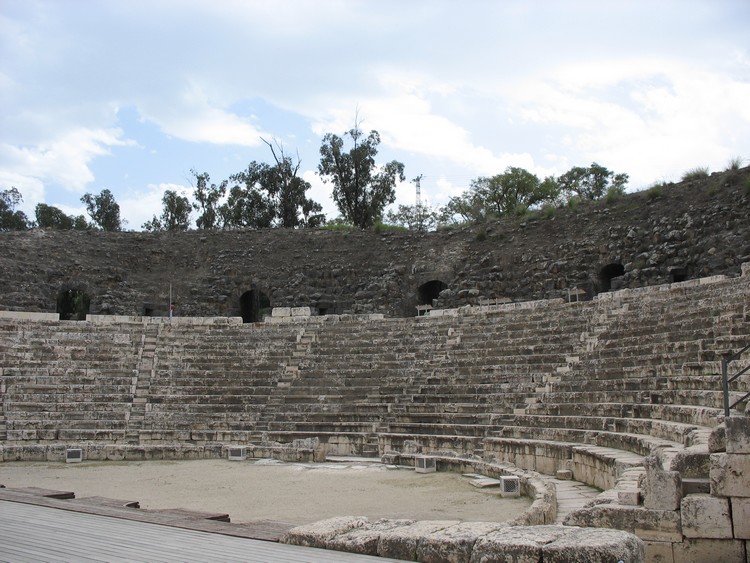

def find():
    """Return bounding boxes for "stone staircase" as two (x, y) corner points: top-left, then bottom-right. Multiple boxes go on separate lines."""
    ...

(126, 323), (160, 442)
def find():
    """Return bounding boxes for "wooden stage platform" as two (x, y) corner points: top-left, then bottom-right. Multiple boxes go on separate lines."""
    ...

(0, 488), (397, 562)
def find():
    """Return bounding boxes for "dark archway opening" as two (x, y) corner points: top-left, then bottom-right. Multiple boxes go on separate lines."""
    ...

(239, 290), (271, 323)
(669, 268), (688, 283)
(57, 287), (90, 321)
(599, 263), (625, 292)
(417, 280), (448, 307)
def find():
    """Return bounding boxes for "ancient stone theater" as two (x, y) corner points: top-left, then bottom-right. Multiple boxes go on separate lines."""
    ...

(1, 168), (749, 562)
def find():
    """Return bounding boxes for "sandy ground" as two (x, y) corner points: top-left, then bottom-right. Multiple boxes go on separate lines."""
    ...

(0, 459), (531, 525)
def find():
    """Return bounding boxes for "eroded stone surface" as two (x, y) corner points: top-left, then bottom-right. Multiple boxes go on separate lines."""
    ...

(377, 520), (460, 560)
(327, 519), (414, 555)
(416, 521), (509, 563)
(470, 525), (567, 563)
(541, 526), (645, 563)
(281, 516), (368, 549)
(710, 453), (750, 498)
(680, 494), (732, 539)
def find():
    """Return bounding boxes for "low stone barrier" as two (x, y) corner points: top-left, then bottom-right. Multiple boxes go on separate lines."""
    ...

(0, 442), (315, 463)
(382, 453), (557, 526)
(281, 517), (645, 562)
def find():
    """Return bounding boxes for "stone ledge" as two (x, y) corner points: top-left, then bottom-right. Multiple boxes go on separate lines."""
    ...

(281, 518), (645, 562)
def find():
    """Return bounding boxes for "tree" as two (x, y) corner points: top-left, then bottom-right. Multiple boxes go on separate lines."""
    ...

(192, 170), (226, 230)
(81, 189), (122, 231)
(142, 190), (192, 232)
(470, 167), (560, 217)
(318, 123), (405, 229)
(222, 162), (277, 229)
(557, 162), (629, 200)
(262, 138), (325, 228)
(386, 204), (439, 231)
(0, 188), (31, 231)
(439, 167), (559, 224)
(35, 203), (88, 230)
(221, 140), (326, 230)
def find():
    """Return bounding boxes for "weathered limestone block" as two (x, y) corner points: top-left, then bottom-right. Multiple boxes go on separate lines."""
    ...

(731, 497), (750, 539)
(633, 509), (682, 542)
(416, 522), (509, 563)
(470, 525), (567, 563)
(564, 504), (637, 532)
(282, 516), (369, 549)
(672, 538), (747, 563)
(541, 526), (645, 563)
(618, 490), (640, 506)
(709, 425), (726, 453)
(645, 541), (675, 563)
(326, 519), (414, 556)
(105, 445), (126, 461)
(710, 453), (750, 497)
(680, 494), (733, 539)
(643, 456), (682, 510)
(21, 445), (46, 461)
(291, 307), (312, 317)
(726, 417), (750, 454)
(377, 520), (460, 560)
(271, 307), (291, 317)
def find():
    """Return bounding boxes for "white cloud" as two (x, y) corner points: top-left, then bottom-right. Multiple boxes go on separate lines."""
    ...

(137, 81), (266, 147)
(0, 127), (134, 209)
(120, 183), (193, 231)
(506, 59), (750, 185)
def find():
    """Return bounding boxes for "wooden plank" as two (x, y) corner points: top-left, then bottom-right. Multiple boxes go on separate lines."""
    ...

(0, 499), (400, 562)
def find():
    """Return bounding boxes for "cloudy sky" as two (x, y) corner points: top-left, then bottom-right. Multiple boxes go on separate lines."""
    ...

(1, 0), (749, 229)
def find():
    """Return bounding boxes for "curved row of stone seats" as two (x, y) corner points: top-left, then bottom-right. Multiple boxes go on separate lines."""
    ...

(1, 318), (144, 443)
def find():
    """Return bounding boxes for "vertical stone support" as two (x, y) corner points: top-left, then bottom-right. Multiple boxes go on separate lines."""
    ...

(643, 455), (682, 510)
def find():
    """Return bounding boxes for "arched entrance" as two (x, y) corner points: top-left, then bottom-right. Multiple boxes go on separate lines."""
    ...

(239, 289), (271, 323)
(599, 263), (625, 292)
(417, 280), (448, 308)
(669, 267), (688, 283)
(57, 287), (90, 320)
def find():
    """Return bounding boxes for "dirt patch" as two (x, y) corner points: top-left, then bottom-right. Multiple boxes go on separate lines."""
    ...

(0, 459), (532, 525)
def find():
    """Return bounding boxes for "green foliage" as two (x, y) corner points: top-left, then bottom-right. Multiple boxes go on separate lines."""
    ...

(322, 218), (355, 231)
(646, 184), (663, 200)
(0, 187), (31, 231)
(744, 176), (750, 195)
(81, 189), (122, 231)
(567, 196), (581, 212)
(605, 185), (625, 204)
(373, 222), (409, 234)
(439, 167), (559, 225)
(557, 162), (629, 200)
(474, 225), (487, 241)
(223, 162), (276, 229)
(726, 156), (743, 171)
(142, 190), (192, 232)
(541, 203), (556, 219)
(263, 139), (325, 228)
(192, 170), (226, 230)
(385, 203), (439, 232)
(35, 203), (88, 230)
(318, 123), (405, 229)
(221, 140), (325, 229)
(681, 167), (709, 182)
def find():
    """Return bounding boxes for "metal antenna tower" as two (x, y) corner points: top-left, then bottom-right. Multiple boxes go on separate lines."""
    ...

(413, 174), (423, 208)
(412, 174), (424, 230)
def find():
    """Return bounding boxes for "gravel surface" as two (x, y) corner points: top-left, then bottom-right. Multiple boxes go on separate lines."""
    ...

(0, 459), (532, 525)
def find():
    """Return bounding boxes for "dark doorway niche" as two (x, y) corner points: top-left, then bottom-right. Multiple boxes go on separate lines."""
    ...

(57, 287), (90, 321)
(599, 263), (625, 292)
(669, 268), (688, 283)
(239, 289), (271, 323)
(417, 280), (448, 307)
